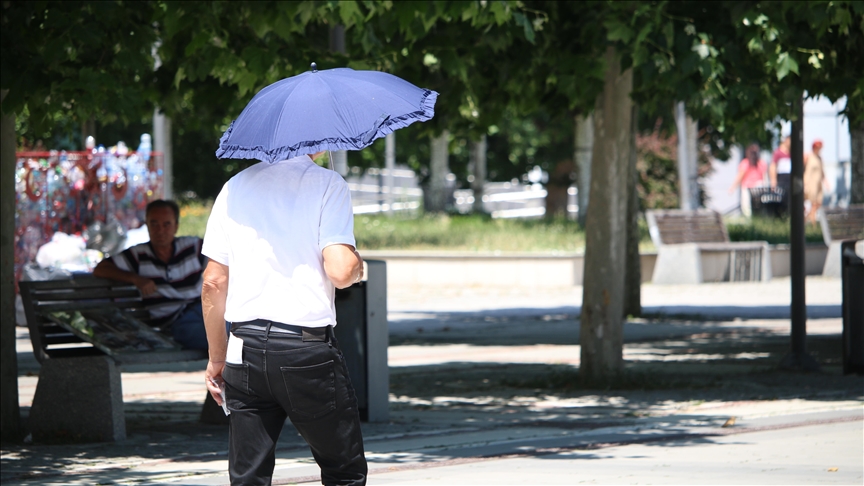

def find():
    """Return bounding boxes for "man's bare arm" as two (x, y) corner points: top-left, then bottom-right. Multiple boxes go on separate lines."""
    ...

(202, 260), (230, 404)
(323, 244), (363, 289)
(93, 258), (158, 296)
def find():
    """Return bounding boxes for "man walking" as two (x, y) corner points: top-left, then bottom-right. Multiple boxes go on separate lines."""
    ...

(202, 151), (366, 485)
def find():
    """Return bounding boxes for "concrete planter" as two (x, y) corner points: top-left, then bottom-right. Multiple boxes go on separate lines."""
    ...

(363, 245), (829, 288)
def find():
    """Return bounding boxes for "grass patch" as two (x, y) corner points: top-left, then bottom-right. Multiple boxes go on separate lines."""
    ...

(178, 201), (820, 252)
(178, 200), (212, 238)
(354, 213), (590, 253)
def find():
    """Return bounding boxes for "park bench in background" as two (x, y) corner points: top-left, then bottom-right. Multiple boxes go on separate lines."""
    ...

(646, 209), (772, 284)
(821, 204), (864, 278)
(19, 276), (220, 443)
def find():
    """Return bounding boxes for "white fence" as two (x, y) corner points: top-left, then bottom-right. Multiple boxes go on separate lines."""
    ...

(347, 167), (580, 219)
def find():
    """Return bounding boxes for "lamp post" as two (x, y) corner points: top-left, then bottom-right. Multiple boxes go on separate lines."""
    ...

(780, 95), (820, 371)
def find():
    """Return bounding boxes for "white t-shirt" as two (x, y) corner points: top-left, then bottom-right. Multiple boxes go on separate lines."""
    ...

(202, 155), (356, 327)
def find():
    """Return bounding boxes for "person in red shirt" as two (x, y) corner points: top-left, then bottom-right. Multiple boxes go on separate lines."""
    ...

(728, 143), (767, 217)
(770, 136), (791, 192)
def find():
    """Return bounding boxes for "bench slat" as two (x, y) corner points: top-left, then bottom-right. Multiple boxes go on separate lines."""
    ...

(647, 209), (729, 245)
(27, 288), (141, 301)
(41, 347), (106, 359)
(19, 277), (194, 365)
(42, 333), (85, 345)
(821, 205), (864, 244)
(33, 301), (149, 314)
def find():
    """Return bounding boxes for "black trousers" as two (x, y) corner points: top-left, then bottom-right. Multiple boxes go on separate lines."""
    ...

(223, 324), (367, 486)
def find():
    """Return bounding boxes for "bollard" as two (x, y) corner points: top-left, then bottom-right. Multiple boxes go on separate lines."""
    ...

(841, 240), (864, 375)
(334, 260), (389, 421)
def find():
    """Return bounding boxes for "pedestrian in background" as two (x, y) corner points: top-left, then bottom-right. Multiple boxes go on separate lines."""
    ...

(201, 150), (367, 486)
(804, 139), (828, 225)
(770, 135), (792, 195)
(729, 143), (767, 218)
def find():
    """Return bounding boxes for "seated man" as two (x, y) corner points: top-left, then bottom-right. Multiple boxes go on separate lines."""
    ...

(94, 199), (208, 350)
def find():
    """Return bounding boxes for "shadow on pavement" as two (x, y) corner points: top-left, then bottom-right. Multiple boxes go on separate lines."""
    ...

(5, 312), (861, 485)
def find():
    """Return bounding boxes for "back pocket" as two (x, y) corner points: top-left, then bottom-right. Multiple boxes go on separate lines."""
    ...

(280, 360), (336, 419)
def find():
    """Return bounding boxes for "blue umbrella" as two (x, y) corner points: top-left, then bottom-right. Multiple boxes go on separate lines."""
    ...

(216, 63), (438, 163)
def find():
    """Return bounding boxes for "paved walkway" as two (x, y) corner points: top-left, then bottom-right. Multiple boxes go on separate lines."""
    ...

(3, 276), (862, 485)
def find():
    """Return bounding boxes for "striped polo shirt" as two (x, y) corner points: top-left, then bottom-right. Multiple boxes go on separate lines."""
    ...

(110, 236), (206, 324)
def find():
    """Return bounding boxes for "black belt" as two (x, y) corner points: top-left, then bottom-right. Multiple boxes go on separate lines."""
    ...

(230, 319), (330, 342)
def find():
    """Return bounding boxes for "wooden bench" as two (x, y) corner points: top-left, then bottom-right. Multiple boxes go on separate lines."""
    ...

(19, 276), (222, 443)
(646, 209), (772, 284)
(820, 204), (864, 278)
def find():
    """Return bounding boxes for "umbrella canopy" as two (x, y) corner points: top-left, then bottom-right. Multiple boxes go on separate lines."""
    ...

(216, 63), (438, 163)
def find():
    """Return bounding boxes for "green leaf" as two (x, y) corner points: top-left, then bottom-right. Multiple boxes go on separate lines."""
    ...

(488, 2), (510, 26)
(746, 36), (763, 53)
(338, 0), (362, 29)
(632, 45), (649, 67)
(635, 23), (652, 46)
(513, 12), (535, 44)
(663, 21), (674, 48)
(775, 51), (799, 80)
(174, 66), (186, 89)
(605, 20), (633, 43)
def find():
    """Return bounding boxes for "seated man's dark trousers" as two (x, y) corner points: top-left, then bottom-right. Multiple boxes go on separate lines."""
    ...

(223, 321), (367, 486)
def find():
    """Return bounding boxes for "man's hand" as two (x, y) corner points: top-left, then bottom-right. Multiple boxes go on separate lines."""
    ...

(133, 276), (158, 296)
(94, 258), (159, 296)
(205, 360), (226, 405)
(354, 249), (364, 283)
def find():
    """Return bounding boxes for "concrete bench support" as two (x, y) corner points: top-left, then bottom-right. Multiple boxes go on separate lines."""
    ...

(652, 242), (772, 284)
(820, 205), (864, 278)
(29, 356), (126, 442)
(647, 209), (772, 284)
(823, 241), (844, 278)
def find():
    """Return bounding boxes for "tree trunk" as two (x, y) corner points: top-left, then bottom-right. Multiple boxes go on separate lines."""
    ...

(574, 113), (593, 226)
(545, 159), (574, 218)
(851, 119), (864, 204)
(580, 47), (633, 384)
(1, 90), (22, 442)
(385, 133), (396, 213)
(425, 130), (451, 213)
(329, 25), (349, 176)
(153, 108), (173, 199)
(675, 102), (699, 210)
(470, 135), (487, 214)
(80, 118), (96, 149)
(624, 104), (642, 318)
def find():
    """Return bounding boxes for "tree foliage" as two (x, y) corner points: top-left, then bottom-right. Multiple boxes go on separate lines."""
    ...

(1, 1), (158, 130)
(3, 1), (861, 195)
(631, 1), (864, 144)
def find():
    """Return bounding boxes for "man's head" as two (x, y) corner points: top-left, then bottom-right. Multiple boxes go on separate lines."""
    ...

(812, 139), (823, 154)
(146, 200), (180, 248)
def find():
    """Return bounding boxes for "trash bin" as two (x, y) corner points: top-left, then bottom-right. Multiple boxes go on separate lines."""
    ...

(334, 260), (389, 421)
(749, 187), (786, 218)
(841, 240), (864, 375)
